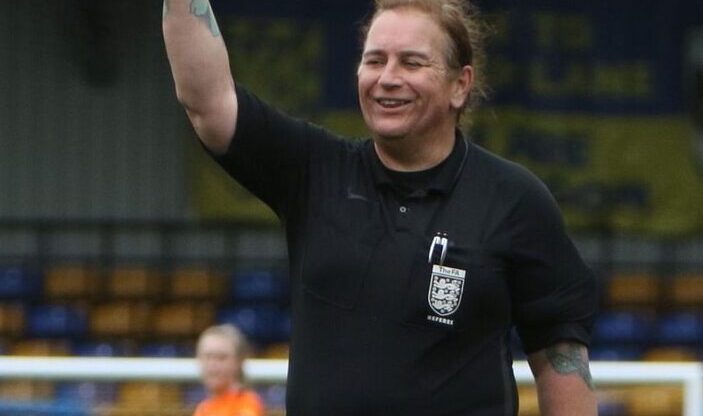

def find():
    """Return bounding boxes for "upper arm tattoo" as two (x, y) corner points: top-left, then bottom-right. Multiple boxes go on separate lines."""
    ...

(545, 343), (594, 390)
(190, 0), (221, 37)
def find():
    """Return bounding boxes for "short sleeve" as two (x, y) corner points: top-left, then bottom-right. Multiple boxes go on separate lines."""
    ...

(506, 178), (598, 354)
(208, 85), (338, 219)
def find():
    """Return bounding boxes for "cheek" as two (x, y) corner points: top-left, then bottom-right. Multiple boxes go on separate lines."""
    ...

(417, 74), (447, 95)
(357, 71), (377, 95)
(204, 359), (227, 374)
(203, 364), (220, 376)
(357, 79), (370, 98)
(357, 82), (374, 116)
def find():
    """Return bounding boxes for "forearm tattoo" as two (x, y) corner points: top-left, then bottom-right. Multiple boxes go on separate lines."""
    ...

(545, 343), (594, 390)
(190, 0), (221, 37)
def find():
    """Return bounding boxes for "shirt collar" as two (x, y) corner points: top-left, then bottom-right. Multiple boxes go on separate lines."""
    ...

(367, 129), (470, 195)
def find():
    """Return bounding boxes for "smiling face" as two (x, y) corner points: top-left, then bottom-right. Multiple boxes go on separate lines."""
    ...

(358, 8), (472, 145)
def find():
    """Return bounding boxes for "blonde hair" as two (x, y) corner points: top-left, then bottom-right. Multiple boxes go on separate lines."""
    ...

(360, 0), (489, 117)
(197, 324), (250, 379)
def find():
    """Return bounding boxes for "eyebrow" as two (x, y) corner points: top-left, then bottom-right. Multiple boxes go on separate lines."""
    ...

(362, 49), (432, 60)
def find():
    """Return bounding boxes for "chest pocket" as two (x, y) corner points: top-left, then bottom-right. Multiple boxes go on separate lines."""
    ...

(402, 244), (509, 332)
(302, 197), (382, 309)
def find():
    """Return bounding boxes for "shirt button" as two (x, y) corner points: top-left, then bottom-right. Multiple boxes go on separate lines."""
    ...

(399, 206), (408, 213)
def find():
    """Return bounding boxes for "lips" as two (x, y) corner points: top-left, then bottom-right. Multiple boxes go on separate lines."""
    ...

(375, 97), (411, 108)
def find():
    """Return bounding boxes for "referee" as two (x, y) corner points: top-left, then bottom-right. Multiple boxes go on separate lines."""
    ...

(163, 0), (598, 415)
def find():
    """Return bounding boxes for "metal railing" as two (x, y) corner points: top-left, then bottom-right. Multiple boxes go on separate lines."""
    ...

(0, 357), (700, 415)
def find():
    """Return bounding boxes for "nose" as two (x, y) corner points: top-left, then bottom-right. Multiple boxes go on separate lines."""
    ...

(378, 61), (402, 88)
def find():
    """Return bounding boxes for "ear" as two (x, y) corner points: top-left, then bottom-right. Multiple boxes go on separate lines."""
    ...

(450, 65), (474, 110)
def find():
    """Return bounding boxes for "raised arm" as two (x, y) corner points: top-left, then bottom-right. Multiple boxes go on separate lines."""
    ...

(162, 0), (237, 154)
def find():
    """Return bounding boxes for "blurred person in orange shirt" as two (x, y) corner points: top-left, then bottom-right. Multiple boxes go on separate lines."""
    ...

(194, 324), (265, 416)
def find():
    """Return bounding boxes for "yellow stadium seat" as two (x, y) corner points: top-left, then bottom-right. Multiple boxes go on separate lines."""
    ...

(0, 303), (24, 335)
(118, 382), (182, 405)
(96, 382), (188, 416)
(44, 265), (100, 299)
(260, 343), (290, 359)
(606, 272), (660, 308)
(9, 339), (70, 356)
(107, 266), (163, 299)
(0, 380), (54, 401)
(90, 302), (153, 337)
(643, 347), (698, 362)
(169, 267), (226, 301)
(666, 273), (703, 309)
(97, 406), (191, 416)
(625, 385), (682, 416)
(153, 302), (215, 337)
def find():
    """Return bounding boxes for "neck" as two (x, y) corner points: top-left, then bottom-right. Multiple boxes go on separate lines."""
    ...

(373, 125), (456, 172)
(211, 381), (242, 397)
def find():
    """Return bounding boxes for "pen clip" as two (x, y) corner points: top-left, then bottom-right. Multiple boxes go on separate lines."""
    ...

(428, 234), (448, 265)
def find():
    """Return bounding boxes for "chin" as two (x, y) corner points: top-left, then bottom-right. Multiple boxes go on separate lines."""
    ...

(370, 125), (410, 142)
(205, 381), (228, 394)
(365, 115), (411, 139)
(375, 134), (407, 144)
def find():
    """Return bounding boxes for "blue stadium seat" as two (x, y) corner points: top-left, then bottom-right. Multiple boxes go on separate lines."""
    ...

(597, 400), (627, 416)
(0, 267), (41, 300)
(55, 382), (116, 406)
(589, 345), (645, 361)
(0, 400), (89, 416)
(217, 306), (291, 343)
(72, 342), (125, 357)
(183, 383), (207, 407)
(592, 311), (654, 345)
(260, 384), (286, 410)
(230, 270), (288, 302)
(28, 305), (88, 338)
(139, 343), (189, 358)
(656, 312), (703, 344)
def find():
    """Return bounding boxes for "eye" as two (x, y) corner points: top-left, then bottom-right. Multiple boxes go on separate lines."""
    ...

(404, 60), (425, 69)
(363, 58), (384, 66)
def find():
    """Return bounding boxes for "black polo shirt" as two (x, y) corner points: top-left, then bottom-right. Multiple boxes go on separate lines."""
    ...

(212, 86), (597, 416)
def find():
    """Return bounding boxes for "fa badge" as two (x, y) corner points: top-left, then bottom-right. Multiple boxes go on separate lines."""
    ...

(427, 265), (466, 323)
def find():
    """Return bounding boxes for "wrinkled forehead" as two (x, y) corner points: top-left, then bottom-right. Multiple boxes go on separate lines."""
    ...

(363, 8), (450, 56)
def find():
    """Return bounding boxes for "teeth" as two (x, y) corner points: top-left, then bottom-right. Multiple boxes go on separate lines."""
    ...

(378, 99), (408, 107)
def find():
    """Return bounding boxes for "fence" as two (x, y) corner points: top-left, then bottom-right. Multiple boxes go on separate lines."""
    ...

(0, 357), (700, 415)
